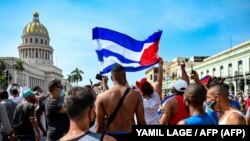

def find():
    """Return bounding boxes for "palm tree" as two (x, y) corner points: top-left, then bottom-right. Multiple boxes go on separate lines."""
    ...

(70, 68), (84, 86)
(13, 59), (25, 85)
(67, 74), (74, 85)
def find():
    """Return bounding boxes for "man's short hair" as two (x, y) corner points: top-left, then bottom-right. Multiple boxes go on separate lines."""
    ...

(11, 89), (19, 96)
(0, 90), (9, 99)
(111, 63), (126, 83)
(111, 63), (125, 74)
(48, 79), (61, 93)
(32, 86), (41, 91)
(185, 83), (207, 105)
(64, 86), (95, 119)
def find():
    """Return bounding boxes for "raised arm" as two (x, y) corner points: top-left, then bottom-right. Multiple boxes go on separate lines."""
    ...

(154, 57), (163, 100)
(180, 60), (190, 85)
(190, 70), (200, 84)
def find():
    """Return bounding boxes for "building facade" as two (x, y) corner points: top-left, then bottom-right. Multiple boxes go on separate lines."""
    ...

(187, 40), (250, 94)
(0, 12), (64, 92)
(145, 40), (250, 95)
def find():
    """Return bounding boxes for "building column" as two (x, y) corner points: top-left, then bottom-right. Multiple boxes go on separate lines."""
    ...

(38, 49), (40, 59)
(244, 78), (248, 93)
(234, 81), (237, 95)
(51, 51), (53, 64)
(29, 48), (31, 58)
(24, 49), (26, 58)
(43, 50), (45, 59)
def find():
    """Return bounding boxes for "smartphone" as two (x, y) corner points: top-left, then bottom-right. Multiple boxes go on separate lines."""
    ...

(96, 74), (102, 81)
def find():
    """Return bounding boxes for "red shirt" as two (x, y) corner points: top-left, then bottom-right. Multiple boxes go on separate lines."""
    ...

(169, 95), (190, 125)
(245, 98), (250, 110)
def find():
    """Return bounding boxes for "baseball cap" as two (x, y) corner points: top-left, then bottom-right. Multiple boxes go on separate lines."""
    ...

(23, 89), (37, 98)
(173, 79), (187, 92)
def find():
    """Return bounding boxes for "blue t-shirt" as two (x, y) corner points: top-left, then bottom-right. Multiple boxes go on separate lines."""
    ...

(205, 106), (218, 124)
(184, 113), (217, 125)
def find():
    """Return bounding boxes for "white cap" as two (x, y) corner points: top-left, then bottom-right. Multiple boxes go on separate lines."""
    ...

(173, 79), (187, 92)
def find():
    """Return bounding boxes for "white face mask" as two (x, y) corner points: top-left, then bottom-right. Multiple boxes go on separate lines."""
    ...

(206, 101), (216, 111)
(60, 89), (65, 97)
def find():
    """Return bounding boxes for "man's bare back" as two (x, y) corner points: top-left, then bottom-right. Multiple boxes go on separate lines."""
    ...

(95, 84), (146, 133)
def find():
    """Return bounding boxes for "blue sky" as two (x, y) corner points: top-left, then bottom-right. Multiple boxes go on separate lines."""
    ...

(0, 0), (250, 86)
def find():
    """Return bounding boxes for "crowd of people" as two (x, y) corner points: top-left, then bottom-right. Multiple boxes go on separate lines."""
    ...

(0, 57), (250, 141)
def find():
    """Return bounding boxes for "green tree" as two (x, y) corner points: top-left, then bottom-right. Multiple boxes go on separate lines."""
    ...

(67, 74), (74, 85)
(0, 59), (9, 89)
(13, 59), (25, 72)
(13, 59), (25, 85)
(70, 68), (84, 86)
(0, 59), (8, 75)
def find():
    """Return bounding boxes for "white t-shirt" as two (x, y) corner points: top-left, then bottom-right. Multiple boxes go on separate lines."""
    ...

(10, 96), (23, 105)
(219, 109), (246, 125)
(143, 92), (161, 125)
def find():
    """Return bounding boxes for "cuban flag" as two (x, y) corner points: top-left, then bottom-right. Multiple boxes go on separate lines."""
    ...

(93, 27), (162, 74)
(200, 75), (212, 86)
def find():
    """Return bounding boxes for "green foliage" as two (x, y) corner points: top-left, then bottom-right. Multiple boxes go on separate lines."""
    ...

(67, 68), (84, 86)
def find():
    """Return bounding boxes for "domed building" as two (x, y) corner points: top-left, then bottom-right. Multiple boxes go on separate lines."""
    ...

(0, 12), (64, 92)
(19, 11), (53, 66)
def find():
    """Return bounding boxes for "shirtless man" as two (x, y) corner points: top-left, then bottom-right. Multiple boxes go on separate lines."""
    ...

(95, 64), (146, 141)
(206, 84), (247, 125)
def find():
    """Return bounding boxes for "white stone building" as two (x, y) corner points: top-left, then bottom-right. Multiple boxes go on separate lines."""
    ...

(0, 12), (64, 92)
(187, 40), (250, 94)
(144, 40), (250, 95)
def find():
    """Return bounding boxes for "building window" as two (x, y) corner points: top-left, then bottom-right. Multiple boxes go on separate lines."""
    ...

(154, 75), (157, 82)
(228, 63), (233, 77)
(25, 38), (27, 43)
(35, 38), (38, 43)
(206, 70), (209, 74)
(220, 66), (224, 77)
(150, 75), (152, 80)
(30, 38), (32, 43)
(238, 60), (243, 75)
(41, 39), (43, 44)
(201, 71), (203, 78)
(45, 40), (47, 45)
(212, 68), (216, 76)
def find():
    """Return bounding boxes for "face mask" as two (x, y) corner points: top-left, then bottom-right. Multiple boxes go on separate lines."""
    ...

(60, 89), (65, 102)
(206, 101), (216, 111)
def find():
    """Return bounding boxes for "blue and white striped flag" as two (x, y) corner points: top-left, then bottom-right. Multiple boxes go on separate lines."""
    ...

(92, 27), (162, 74)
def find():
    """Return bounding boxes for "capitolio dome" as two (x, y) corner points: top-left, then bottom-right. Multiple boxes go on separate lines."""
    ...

(23, 12), (49, 36)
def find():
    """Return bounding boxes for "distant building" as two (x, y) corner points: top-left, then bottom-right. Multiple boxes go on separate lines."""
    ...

(187, 40), (250, 94)
(145, 40), (250, 95)
(145, 56), (209, 95)
(0, 12), (64, 92)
